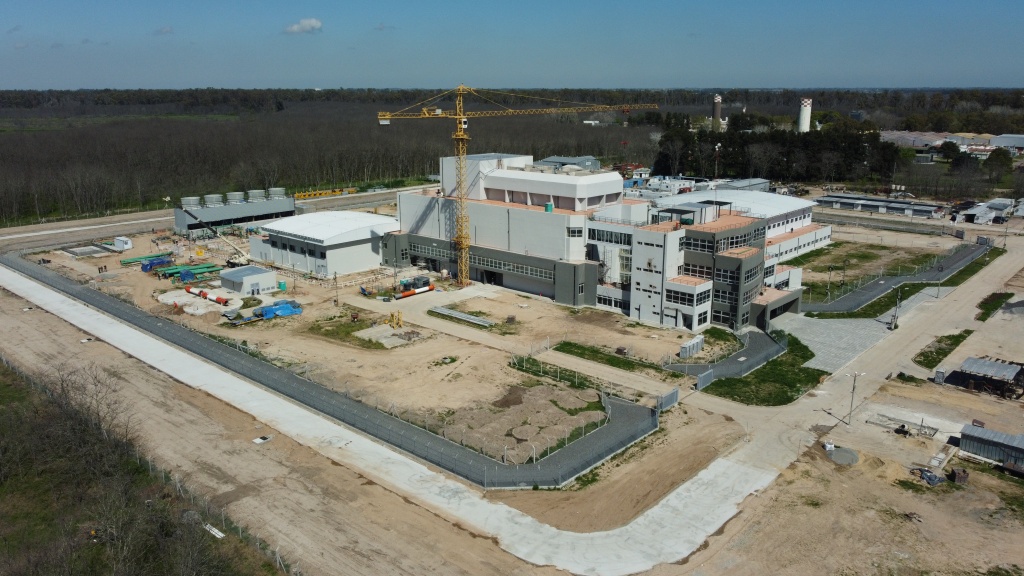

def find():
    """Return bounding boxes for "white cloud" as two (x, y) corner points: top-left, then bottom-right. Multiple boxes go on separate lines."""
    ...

(284, 18), (322, 34)
(7, 25), (22, 34)
(154, 26), (173, 36)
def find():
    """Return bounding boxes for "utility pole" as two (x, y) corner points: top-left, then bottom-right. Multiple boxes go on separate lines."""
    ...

(845, 372), (866, 425)
(889, 287), (902, 329)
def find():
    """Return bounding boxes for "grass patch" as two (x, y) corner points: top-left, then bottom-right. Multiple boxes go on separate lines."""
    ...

(802, 496), (823, 508)
(702, 334), (827, 406)
(807, 248), (1005, 319)
(1000, 492), (1024, 523)
(509, 355), (600, 389)
(550, 398), (604, 416)
(701, 326), (734, 345)
(976, 292), (1014, 321)
(239, 296), (261, 309)
(959, 460), (1024, 490)
(945, 247), (1005, 286)
(574, 469), (600, 489)
(308, 313), (386, 349)
(894, 371), (927, 386)
(807, 282), (929, 319)
(553, 341), (655, 373)
(786, 241), (848, 267)
(912, 329), (973, 369)
(894, 479), (928, 494)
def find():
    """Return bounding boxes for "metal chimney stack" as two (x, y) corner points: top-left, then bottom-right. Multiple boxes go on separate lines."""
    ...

(712, 94), (723, 133)
(798, 98), (812, 133)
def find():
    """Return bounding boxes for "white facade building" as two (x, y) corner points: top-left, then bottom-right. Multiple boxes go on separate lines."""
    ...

(250, 211), (399, 277)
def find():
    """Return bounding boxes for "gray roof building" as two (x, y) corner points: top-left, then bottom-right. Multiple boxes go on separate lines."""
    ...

(960, 424), (1024, 467)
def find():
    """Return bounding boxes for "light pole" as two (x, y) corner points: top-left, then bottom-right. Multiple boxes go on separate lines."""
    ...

(844, 372), (866, 425)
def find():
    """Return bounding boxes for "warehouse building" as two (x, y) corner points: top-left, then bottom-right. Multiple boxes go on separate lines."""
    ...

(385, 153), (815, 330)
(220, 265), (278, 295)
(250, 211), (399, 278)
(959, 424), (1024, 469)
(815, 193), (945, 218)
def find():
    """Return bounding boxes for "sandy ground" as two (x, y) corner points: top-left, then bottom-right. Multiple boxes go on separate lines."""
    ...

(0, 286), (551, 576)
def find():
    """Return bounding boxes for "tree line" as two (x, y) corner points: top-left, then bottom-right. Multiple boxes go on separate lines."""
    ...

(0, 362), (279, 575)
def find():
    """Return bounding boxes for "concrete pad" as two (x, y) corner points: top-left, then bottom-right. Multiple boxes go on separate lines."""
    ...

(0, 263), (781, 576)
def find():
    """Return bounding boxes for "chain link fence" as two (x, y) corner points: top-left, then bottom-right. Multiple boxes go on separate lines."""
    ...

(2, 252), (659, 489)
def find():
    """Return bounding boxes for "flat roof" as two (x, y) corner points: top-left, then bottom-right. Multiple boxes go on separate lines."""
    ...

(220, 265), (273, 281)
(766, 224), (825, 246)
(753, 286), (793, 306)
(666, 275), (711, 287)
(262, 211), (399, 245)
(960, 357), (1021, 382)
(656, 189), (814, 219)
(686, 213), (760, 233)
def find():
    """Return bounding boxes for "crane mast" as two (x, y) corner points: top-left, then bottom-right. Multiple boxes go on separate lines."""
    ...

(379, 85), (657, 287)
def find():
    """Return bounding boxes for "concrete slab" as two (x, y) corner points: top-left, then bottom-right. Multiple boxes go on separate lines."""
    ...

(772, 314), (889, 372)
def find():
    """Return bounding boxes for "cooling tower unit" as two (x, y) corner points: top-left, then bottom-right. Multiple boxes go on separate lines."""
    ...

(798, 98), (812, 133)
(712, 94), (723, 133)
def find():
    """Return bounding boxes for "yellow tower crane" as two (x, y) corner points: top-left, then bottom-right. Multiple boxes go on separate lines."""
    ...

(378, 85), (658, 286)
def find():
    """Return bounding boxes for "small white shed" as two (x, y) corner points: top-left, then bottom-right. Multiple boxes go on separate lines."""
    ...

(220, 265), (277, 295)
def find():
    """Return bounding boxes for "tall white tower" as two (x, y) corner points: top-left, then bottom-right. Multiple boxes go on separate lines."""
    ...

(798, 98), (812, 133)
(712, 94), (723, 133)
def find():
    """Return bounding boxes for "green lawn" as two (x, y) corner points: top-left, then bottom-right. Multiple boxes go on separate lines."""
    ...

(913, 330), (974, 369)
(552, 341), (683, 378)
(976, 292), (1015, 321)
(702, 335), (828, 406)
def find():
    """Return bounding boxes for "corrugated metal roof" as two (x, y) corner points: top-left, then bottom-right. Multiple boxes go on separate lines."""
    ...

(959, 357), (1021, 381)
(960, 424), (1024, 450)
(220, 265), (273, 281)
(262, 211), (399, 245)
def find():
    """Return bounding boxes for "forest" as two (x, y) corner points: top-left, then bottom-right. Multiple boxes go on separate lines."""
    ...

(1, 87), (1023, 225)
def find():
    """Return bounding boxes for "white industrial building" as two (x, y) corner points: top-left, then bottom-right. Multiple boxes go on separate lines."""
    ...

(220, 265), (278, 295)
(250, 211), (399, 277)
(387, 153), (823, 331)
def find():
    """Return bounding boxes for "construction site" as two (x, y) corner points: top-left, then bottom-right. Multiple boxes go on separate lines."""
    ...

(1, 87), (1023, 576)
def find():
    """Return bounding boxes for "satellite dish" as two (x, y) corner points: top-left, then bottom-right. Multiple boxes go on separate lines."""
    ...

(162, 197), (171, 202)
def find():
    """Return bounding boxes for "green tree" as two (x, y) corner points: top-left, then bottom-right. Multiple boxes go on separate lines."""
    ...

(938, 141), (961, 161)
(982, 147), (1013, 182)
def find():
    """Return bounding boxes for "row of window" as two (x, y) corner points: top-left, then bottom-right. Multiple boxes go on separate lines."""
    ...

(679, 263), (712, 279)
(716, 230), (755, 252)
(665, 288), (711, 307)
(589, 228), (633, 245)
(680, 237), (714, 253)
(714, 268), (739, 285)
(742, 286), (759, 305)
(763, 263), (776, 278)
(597, 295), (627, 308)
(713, 288), (737, 305)
(567, 227), (583, 238)
(712, 309), (733, 325)
(409, 243), (555, 281)
(270, 240), (327, 259)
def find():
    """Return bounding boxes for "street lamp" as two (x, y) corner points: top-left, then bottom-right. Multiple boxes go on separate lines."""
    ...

(844, 372), (866, 425)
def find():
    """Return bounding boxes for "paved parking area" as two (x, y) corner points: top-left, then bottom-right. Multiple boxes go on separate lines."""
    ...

(773, 287), (958, 373)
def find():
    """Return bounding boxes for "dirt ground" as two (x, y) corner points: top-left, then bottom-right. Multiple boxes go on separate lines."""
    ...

(0, 287), (553, 576)
(661, 443), (1024, 576)
(489, 407), (744, 533)
(798, 239), (946, 285)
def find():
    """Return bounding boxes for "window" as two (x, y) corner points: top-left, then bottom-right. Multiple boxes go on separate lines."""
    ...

(578, 283), (585, 295)
(712, 309), (734, 325)
(666, 289), (694, 306)
(775, 279), (790, 290)
(409, 243), (555, 281)
(742, 286), (758, 305)
(752, 227), (766, 241)
(714, 268), (739, 285)
(763, 264), (775, 278)
(714, 289), (737, 305)
(680, 237), (714, 253)
(740, 311), (750, 326)
(743, 264), (763, 284)
(618, 250), (631, 287)
(319, 251), (326, 259)
(588, 228), (632, 245)
(716, 230), (754, 252)
(400, 248), (409, 261)
(697, 311), (709, 325)
(695, 289), (711, 305)
(270, 240), (278, 248)
(567, 227), (583, 238)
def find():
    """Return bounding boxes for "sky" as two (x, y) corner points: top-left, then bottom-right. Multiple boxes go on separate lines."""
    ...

(2, 0), (1023, 90)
